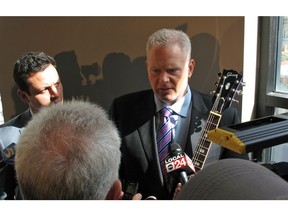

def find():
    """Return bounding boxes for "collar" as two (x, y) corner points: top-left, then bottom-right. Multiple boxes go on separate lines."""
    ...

(154, 86), (192, 117)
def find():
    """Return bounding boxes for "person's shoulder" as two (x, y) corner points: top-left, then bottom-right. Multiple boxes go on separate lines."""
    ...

(113, 89), (153, 103)
(0, 111), (27, 143)
(191, 89), (212, 100)
(191, 88), (213, 110)
(0, 109), (30, 128)
(0, 115), (18, 128)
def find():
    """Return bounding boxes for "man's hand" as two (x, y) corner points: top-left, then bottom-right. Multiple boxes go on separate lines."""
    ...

(173, 183), (183, 199)
(119, 191), (142, 200)
(132, 193), (142, 200)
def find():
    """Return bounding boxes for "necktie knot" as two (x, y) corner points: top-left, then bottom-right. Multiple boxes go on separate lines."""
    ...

(161, 107), (172, 118)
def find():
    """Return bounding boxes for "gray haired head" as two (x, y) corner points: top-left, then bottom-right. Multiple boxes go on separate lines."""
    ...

(146, 28), (192, 59)
(15, 100), (121, 200)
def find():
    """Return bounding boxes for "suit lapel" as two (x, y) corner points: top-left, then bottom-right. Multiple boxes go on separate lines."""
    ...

(12, 109), (32, 128)
(136, 92), (164, 184)
(135, 90), (156, 159)
(138, 118), (156, 161)
(185, 90), (210, 158)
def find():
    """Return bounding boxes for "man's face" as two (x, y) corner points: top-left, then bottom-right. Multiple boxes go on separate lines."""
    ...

(18, 64), (64, 114)
(146, 44), (195, 106)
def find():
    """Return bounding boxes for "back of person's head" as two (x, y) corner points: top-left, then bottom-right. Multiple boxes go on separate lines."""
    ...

(15, 100), (121, 200)
(176, 158), (288, 200)
(146, 28), (191, 59)
(13, 51), (57, 94)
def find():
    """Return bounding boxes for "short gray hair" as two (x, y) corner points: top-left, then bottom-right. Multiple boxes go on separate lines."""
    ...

(146, 28), (192, 59)
(15, 100), (121, 200)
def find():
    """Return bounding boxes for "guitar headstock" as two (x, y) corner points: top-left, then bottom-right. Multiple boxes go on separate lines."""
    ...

(212, 69), (244, 113)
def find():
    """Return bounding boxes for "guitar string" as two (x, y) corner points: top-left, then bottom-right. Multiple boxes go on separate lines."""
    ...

(192, 77), (226, 171)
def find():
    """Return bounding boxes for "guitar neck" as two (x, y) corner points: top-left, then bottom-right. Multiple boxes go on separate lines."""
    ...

(192, 111), (222, 172)
(190, 69), (243, 173)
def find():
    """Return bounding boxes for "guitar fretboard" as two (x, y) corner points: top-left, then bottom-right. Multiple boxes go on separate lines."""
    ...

(190, 69), (242, 173)
(192, 111), (222, 172)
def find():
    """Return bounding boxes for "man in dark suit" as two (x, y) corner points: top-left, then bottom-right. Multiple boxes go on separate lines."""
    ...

(109, 28), (248, 200)
(0, 51), (64, 200)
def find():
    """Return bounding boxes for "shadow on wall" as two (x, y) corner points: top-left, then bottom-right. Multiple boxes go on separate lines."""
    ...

(189, 32), (221, 95)
(54, 34), (222, 111)
(53, 24), (190, 111)
(9, 27), (236, 119)
(54, 50), (150, 111)
(9, 50), (151, 117)
(189, 32), (242, 119)
(54, 51), (83, 101)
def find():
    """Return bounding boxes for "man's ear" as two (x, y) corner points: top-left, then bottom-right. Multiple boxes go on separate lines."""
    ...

(188, 59), (196, 78)
(105, 179), (122, 200)
(17, 89), (29, 104)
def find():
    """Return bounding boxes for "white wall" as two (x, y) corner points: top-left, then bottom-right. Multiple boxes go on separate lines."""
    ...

(0, 93), (3, 124)
(241, 17), (259, 122)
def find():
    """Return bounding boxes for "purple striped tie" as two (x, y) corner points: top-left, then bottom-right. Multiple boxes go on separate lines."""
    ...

(157, 107), (173, 187)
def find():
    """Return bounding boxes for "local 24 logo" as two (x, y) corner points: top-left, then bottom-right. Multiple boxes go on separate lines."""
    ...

(165, 153), (187, 173)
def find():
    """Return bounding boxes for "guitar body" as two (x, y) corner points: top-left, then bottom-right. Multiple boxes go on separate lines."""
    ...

(191, 69), (243, 172)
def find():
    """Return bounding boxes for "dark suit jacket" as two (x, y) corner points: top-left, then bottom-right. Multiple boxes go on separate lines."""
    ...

(0, 109), (31, 200)
(109, 89), (248, 200)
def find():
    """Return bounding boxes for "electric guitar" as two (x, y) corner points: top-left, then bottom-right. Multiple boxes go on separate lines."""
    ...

(191, 69), (244, 172)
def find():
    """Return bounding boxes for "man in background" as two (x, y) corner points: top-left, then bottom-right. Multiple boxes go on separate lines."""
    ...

(0, 51), (64, 199)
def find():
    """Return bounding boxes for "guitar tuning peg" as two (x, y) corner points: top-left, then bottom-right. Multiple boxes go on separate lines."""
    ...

(236, 90), (243, 95)
(210, 90), (215, 95)
(232, 98), (239, 103)
(214, 72), (222, 87)
(240, 81), (246, 87)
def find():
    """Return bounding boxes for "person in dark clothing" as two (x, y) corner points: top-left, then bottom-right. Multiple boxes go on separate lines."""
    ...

(109, 28), (248, 200)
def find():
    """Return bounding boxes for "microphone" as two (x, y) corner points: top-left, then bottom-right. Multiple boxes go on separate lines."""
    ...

(0, 126), (23, 165)
(164, 143), (195, 185)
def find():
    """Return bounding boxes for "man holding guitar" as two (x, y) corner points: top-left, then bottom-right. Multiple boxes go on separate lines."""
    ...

(109, 28), (248, 200)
